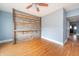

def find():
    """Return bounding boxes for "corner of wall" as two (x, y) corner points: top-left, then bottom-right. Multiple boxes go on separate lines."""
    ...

(42, 36), (64, 46)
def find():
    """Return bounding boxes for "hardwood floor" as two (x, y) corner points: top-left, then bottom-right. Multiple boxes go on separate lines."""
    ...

(0, 38), (79, 56)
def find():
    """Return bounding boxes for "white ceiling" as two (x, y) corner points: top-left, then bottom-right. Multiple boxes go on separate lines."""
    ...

(68, 15), (79, 22)
(0, 3), (79, 17)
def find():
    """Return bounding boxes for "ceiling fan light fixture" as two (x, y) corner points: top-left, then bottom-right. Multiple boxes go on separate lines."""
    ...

(26, 3), (48, 12)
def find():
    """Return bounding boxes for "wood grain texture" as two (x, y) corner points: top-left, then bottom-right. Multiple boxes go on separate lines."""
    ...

(15, 10), (40, 20)
(0, 38), (79, 56)
(13, 8), (16, 44)
(13, 8), (41, 44)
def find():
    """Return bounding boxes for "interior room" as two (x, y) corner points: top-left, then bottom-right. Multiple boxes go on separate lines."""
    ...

(0, 3), (79, 56)
(68, 15), (79, 40)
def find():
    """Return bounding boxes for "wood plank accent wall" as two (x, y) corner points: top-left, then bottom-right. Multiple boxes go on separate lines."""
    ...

(13, 8), (41, 44)
(13, 8), (16, 44)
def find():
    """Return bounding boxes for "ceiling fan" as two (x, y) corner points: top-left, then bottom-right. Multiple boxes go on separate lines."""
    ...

(26, 3), (48, 12)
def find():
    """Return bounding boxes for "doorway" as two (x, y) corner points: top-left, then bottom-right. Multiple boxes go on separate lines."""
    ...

(68, 16), (79, 40)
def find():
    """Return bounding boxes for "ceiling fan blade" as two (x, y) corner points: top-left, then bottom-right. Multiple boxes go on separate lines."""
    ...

(36, 7), (40, 12)
(26, 4), (32, 9)
(38, 3), (48, 6)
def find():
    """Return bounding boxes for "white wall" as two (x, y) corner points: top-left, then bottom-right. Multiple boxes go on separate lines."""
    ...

(42, 8), (67, 45)
(63, 11), (69, 43)
(67, 19), (70, 39)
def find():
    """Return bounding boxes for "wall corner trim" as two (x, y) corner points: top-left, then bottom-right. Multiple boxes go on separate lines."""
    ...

(42, 36), (64, 46)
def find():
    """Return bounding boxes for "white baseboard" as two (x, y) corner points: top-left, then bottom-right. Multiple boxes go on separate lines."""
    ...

(0, 39), (13, 44)
(42, 36), (64, 46)
(0, 37), (66, 46)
